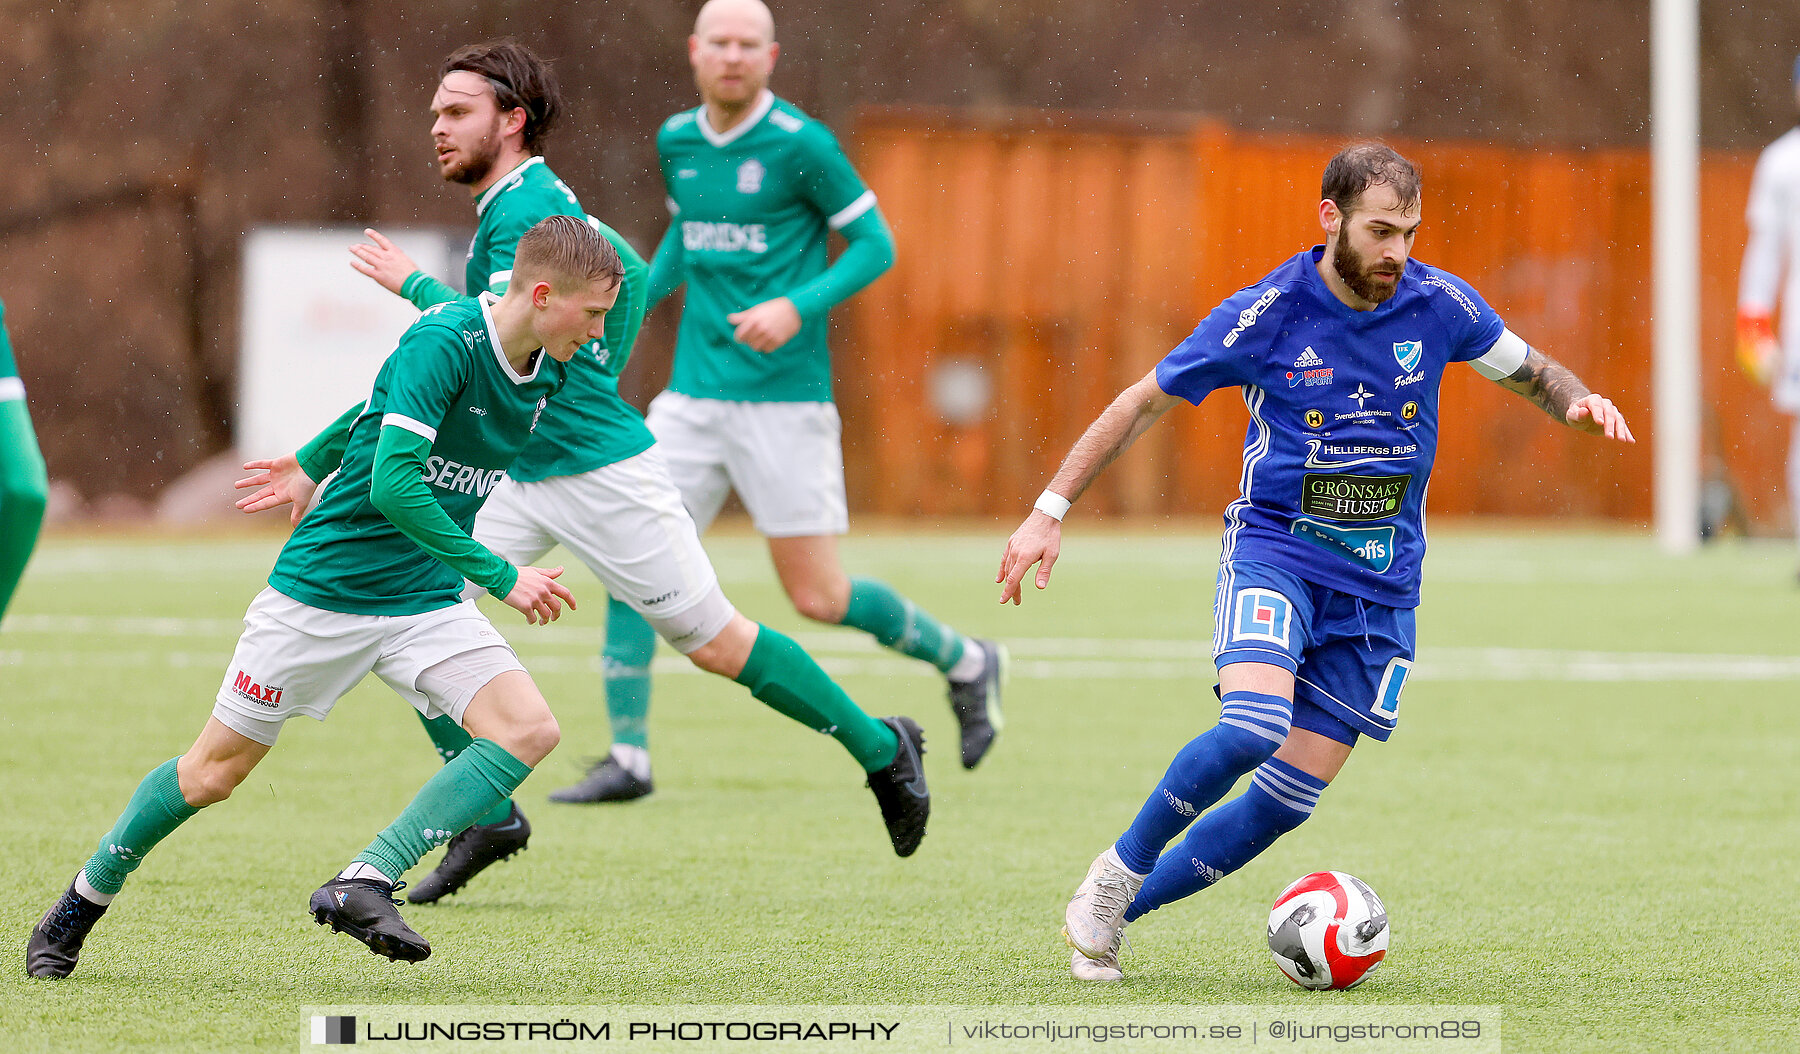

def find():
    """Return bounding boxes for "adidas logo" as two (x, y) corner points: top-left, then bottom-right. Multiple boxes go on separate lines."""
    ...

(1293, 347), (1324, 368)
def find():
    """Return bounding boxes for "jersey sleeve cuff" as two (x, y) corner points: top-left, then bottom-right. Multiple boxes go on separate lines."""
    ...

(1471, 329), (1529, 381)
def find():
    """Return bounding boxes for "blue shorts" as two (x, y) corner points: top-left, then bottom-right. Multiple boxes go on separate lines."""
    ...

(1211, 559), (1415, 743)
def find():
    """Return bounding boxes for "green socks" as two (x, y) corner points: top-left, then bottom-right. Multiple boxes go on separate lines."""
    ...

(842, 577), (966, 673)
(415, 712), (513, 826)
(354, 737), (533, 883)
(602, 597), (656, 751)
(83, 757), (200, 895)
(735, 625), (898, 772)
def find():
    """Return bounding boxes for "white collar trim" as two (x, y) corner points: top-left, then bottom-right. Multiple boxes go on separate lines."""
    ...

(475, 156), (546, 218)
(697, 91), (774, 148)
(478, 292), (541, 384)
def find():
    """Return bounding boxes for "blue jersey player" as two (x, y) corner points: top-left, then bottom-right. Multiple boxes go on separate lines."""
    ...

(997, 143), (1635, 982)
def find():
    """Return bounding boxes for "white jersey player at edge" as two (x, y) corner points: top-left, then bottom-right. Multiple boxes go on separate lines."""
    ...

(1738, 53), (1800, 573)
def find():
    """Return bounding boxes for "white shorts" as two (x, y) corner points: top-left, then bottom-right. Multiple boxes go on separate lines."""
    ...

(471, 448), (736, 653)
(212, 588), (525, 746)
(646, 390), (849, 538)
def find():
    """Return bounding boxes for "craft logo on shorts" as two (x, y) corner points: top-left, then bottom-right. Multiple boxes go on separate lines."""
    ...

(310, 1015), (357, 1045)
(736, 157), (766, 194)
(230, 670), (283, 709)
(1232, 588), (1293, 647)
(1305, 408), (1325, 429)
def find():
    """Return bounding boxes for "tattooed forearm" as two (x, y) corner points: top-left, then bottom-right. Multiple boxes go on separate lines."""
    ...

(1496, 347), (1591, 424)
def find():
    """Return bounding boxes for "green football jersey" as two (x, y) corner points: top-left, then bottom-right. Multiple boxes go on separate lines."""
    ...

(269, 296), (565, 616)
(657, 92), (879, 402)
(405, 155), (654, 481)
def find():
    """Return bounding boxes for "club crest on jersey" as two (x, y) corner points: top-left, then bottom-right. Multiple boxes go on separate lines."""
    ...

(1231, 588), (1293, 647)
(737, 158), (766, 194)
(1393, 340), (1422, 372)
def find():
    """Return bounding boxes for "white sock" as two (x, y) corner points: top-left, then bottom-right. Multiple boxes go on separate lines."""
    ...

(74, 871), (115, 906)
(336, 861), (392, 885)
(946, 637), (986, 682)
(610, 743), (651, 780)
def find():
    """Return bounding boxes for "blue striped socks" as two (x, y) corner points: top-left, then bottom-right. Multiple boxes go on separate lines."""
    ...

(1125, 757), (1327, 921)
(1113, 691), (1292, 873)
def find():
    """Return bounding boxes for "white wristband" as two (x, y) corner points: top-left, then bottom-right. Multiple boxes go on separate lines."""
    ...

(1033, 489), (1072, 522)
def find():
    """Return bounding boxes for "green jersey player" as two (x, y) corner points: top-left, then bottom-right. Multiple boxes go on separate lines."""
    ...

(601, 0), (1006, 800)
(0, 297), (48, 622)
(26, 218), (622, 977)
(346, 42), (933, 895)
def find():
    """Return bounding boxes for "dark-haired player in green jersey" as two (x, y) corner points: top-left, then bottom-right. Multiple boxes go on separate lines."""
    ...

(348, 41), (931, 901)
(0, 297), (47, 623)
(27, 217), (620, 977)
(588, 0), (1007, 807)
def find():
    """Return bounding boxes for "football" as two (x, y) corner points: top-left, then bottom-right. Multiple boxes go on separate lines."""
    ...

(1267, 871), (1390, 990)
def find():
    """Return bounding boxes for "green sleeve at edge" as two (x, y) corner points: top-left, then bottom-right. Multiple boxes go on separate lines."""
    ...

(295, 402), (364, 481)
(401, 272), (462, 311)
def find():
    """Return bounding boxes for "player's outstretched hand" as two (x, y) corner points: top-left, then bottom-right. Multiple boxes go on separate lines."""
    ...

(1566, 393), (1635, 443)
(504, 565), (577, 626)
(727, 297), (802, 353)
(997, 512), (1063, 605)
(235, 455), (318, 526)
(349, 228), (421, 296)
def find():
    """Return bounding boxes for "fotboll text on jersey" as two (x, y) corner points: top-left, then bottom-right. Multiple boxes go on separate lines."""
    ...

(682, 220), (768, 254)
(421, 456), (508, 497)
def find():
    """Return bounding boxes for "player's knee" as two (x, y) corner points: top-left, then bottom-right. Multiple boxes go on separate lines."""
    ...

(790, 587), (846, 624)
(1210, 721), (1283, 770)
(513, 710), (561, 765)
(179, 760), (244, 807)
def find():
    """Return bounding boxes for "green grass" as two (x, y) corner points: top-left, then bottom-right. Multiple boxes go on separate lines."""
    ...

(1, 526), (1796, 1052)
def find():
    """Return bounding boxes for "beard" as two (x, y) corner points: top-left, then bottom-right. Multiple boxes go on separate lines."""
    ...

(1332, 236), (1400, 305)
(441, 131), (502, 186)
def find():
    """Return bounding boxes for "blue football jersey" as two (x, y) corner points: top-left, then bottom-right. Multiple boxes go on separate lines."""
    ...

(1156, 247), (1507, 607)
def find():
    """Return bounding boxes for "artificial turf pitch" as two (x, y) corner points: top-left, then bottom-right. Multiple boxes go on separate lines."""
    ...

(1, 527), (1795, 1052)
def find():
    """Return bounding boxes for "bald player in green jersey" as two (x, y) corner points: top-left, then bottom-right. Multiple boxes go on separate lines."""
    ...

(27, 218), (619, 977)
(601, 0), (1006, 802)
(0, 298), (48, 622)
(348, 42), (932, 901)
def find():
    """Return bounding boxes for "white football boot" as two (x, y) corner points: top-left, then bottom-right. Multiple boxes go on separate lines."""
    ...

(1070, 948), (1124, 982)
(1063, 846), (1146, 962)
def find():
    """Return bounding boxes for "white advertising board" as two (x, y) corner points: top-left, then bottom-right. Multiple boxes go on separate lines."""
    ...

(237, 226), (461, 457)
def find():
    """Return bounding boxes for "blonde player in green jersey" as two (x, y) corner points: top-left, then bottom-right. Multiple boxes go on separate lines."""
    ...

(26, 218), (620, 977)
(598, 0), (1006, 805)
(0, 297), (48, 622)
(347, 42), (932, 900)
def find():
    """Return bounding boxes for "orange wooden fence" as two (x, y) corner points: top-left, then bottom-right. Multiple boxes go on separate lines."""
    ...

(841, 106), (1777, 530)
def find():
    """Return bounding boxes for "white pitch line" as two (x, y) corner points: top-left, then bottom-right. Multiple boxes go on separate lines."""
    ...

(5, 641), (1800, 683)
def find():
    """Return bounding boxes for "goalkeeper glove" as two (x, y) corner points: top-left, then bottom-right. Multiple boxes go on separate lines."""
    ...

(1737, 312), (1777, 385)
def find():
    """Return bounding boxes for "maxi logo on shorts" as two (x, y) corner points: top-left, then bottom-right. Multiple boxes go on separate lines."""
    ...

(231, 670), (283, 709)
(1301, 472), (1411, 522)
